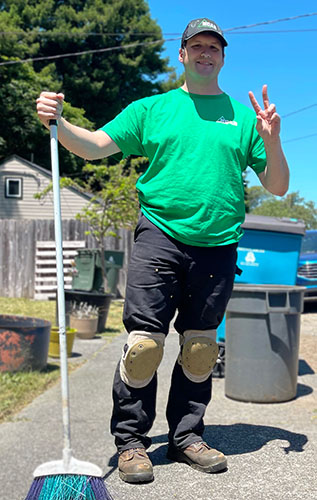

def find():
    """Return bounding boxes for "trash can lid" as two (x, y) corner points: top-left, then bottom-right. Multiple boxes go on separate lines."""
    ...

(242, 214), (306, 235)
(77, 249), (99, 255)
(232, 283), (307, 293)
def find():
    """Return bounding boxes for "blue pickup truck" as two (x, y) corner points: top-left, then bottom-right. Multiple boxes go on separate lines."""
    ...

(296, 229), (317, 300)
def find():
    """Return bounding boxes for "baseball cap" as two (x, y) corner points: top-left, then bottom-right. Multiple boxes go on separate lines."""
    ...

(181, 18), (228, 48)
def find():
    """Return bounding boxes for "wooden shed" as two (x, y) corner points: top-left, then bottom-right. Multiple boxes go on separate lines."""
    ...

(0, 155), (91, 219)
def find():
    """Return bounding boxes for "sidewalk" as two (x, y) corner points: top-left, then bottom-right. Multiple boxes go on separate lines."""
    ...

(0, 314), (316, 500)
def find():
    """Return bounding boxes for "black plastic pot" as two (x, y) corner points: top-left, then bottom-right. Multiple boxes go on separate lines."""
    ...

(63, 290), (114, 333)
(0, 315), (51, 372)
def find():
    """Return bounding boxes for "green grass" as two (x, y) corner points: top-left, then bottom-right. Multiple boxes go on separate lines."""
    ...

(101, 299), (125, 335)
(0, 297), (124, 423)
(0, 297), (57, 325)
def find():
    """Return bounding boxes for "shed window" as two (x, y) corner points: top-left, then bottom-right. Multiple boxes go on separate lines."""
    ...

(5, 177), (23, 199)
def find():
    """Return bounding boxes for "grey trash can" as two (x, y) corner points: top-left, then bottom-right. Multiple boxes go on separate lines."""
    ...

(225, 284), (306, 403)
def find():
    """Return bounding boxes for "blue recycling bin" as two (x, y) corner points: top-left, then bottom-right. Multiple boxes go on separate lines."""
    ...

(216, 215), (305, 342)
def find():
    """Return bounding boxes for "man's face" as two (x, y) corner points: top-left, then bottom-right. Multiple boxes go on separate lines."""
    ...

(179, 33), (225, 81)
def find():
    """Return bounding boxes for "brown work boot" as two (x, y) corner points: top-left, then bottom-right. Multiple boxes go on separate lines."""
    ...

(167, 441), (227, 473)
(118, 447), (154, 483)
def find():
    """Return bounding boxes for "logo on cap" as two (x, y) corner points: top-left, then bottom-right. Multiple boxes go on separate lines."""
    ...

(197, 20), (218, 31)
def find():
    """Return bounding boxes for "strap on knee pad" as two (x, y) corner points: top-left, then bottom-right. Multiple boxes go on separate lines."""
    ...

(120, 331), (165, 388)
(178, 329), (218, 383)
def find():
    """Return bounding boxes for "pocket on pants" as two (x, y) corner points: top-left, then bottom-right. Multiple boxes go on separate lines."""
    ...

(123, 242), (180, 333)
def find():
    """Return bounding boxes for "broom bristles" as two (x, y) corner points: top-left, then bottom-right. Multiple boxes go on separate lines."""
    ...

(24, 475), (114, 500)
(24, 477), (46, 500)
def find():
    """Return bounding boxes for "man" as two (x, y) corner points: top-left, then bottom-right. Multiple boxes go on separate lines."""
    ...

(37, 17), (289, 484)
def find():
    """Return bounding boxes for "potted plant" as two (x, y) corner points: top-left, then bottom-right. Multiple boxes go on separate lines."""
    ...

(69, 302), (99, 339)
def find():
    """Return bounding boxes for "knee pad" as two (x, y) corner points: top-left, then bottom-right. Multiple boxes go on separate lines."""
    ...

(178, 330), (218, 383)
(120, 331), (165, 388)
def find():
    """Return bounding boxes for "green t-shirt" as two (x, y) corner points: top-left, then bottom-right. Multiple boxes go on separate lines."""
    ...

(100, 88), (266, 247)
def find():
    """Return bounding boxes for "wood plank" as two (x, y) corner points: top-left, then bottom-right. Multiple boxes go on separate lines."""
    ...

(35, 259), (74, 266)
(35, 276), (72, 283)
(36, 250), (81, 257)
(34, 293), (56, 300)
(35, 267), (74, 274)
(34, 282), (72, 291)
(36, 241), (85, 248)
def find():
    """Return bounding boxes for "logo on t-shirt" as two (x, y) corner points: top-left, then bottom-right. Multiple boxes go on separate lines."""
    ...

(216, 116), (238, 126)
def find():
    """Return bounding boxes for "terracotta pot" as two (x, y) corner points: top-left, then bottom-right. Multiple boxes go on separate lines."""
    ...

(69, 315), (98, 339)
(48, 327), (76, 358)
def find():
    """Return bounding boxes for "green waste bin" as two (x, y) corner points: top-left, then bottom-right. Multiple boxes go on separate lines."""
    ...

(72, 249), (101, 291)
(225, 284), (306, 403)
(72, 249), (124, 296)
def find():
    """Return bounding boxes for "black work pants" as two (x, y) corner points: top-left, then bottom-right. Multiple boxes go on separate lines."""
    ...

(111, 214), (238, 452)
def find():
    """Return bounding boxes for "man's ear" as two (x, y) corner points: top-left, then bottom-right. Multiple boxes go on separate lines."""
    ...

(179, 47), (185, 63)
(221, 52), (225, 69)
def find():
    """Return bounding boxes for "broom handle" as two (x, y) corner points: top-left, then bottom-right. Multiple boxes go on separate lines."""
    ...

(49, 119), (72, 465)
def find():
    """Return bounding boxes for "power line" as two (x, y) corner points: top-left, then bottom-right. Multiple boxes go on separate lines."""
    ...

(282, 104), (317, 118)
(230, 29), (317, 34)
(0, 37), (174, 66)
(0, 31), (170, 37)
(1, 27), (317, 37)
(283, 133), (317, 143)
(223, 12), (317, 32)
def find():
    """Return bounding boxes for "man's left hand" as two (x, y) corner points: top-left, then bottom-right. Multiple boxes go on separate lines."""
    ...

(249, 84), (281, 142)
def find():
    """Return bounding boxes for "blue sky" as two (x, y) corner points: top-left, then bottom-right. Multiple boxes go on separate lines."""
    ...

(147, 1), (317, 205)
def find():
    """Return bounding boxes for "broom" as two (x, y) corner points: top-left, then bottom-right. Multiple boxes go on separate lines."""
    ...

(24, 119), (113, 500)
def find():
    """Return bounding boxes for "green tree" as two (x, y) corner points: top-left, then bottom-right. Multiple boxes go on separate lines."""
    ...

(0, 5), (94, 173)
(0, 10), (45, 162)
(160, 71), (185, 93)
(0, 0), (174, 172)
(249, 189), (317, 229)
(0, 62), (95, 174)
(246, 185), (275, 212)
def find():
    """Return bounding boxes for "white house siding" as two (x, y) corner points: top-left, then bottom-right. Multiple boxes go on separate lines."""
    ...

(0, 156), (90, 219)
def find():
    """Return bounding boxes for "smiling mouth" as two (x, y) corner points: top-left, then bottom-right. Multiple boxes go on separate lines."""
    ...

(197, 61), (212, 66)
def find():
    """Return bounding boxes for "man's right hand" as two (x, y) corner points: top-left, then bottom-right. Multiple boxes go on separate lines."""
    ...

(36, 92), (64, 128)
(35, 91), (120, 160)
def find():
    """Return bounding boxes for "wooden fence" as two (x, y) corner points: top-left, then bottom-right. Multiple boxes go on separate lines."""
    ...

(0, 219), (134, 299)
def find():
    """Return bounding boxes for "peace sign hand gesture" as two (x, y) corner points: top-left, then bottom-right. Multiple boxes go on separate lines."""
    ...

(248, 84), (281, 143)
